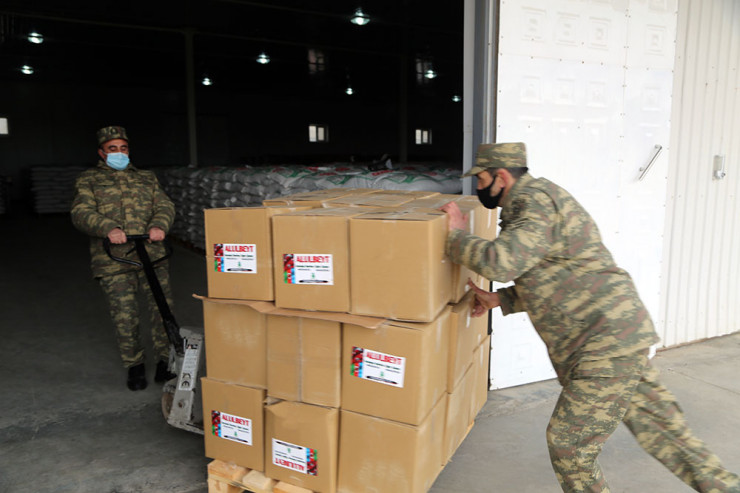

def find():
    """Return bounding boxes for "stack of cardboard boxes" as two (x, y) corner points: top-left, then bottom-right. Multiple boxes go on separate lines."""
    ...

(200, 188), (494, 493)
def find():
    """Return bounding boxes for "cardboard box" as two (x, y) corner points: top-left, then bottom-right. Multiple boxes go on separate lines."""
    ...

(324, 193), (416, 209)
(265, 401), (339, 493)
(337, 395), (446, 493)
(202, 378), (265, 471)
(205, 206), (308, 301)
(369, 190), (440, 200)
(470, 336), (491, 421)
(406, 195), (496, 303)
(442, 363), (475, 465)
(408, 194), (498, 239)
(341, 308), (450, 425)
(272, 207), (368, 312)
(262, 188), (370, 208)
(349, 210), (452, 322)
(447, 290), (490, 392)
(266, 315), (341, 408)
(202, 297), (268, 388)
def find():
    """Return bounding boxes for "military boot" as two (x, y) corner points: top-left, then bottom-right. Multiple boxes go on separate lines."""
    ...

(155, 360), (177, 383)
(127, 363), (147, 391)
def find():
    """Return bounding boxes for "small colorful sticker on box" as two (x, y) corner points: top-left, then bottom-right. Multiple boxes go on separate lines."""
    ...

(350, 346), (406, 388)
(213, 243), (257, 274)
(211, 410), (253, 445)
(272, 439), (317, 476)
(282, 253), (333, 285)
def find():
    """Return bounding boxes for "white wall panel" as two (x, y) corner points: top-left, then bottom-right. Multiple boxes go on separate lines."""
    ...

(490, 0), (677, 389)
(661, 0), (740, 346)
(498, 0), (628, 64)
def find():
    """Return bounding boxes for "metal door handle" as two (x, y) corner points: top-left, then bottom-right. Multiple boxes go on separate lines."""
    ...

(639, 145), (663, 181)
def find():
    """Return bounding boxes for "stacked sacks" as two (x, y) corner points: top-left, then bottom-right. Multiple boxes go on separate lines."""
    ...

(30, 166), (87, 214)
(199, 187), (491, 493)
(156, 164), (462, 250)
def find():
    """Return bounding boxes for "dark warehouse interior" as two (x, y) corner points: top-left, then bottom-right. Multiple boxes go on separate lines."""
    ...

(0, 1), (464, 205)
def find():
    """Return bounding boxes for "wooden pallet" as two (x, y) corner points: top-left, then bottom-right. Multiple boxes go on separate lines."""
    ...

(207, 460), (315, 493)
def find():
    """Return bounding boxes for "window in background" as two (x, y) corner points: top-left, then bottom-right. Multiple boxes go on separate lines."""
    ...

(309, 124), (329, 142)
(308, 49), (326, 74)
(415, 128), (432, 145)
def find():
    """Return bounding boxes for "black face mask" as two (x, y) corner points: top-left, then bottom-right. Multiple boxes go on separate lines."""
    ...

(476, 180), (505, 209)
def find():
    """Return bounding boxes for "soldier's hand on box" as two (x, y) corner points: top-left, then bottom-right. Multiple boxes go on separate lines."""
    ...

(148, 227), (166, 242)
(440, 202), (468, 231)
(467, 278), (500, 317)
(108, 227), (127, 244)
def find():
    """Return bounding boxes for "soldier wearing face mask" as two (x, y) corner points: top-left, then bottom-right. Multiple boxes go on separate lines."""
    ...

(71, 126), (176, 391)
(441, 142), (740, 493)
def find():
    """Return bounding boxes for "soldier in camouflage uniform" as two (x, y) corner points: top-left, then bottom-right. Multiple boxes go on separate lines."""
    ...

(71, 126), (176, 391)
(441, 142), (740, 492)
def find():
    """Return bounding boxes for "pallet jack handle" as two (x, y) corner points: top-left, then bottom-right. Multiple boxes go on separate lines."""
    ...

(103, 234), (185, 356)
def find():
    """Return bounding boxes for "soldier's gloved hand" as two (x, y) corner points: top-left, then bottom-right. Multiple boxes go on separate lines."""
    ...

(148, 227), (166, 242)
(108, 227), (127, 244)
(467, 278), (500, 317)
(440, 201), (468, 231)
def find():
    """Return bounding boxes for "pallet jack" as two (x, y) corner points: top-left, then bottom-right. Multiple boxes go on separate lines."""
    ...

(104, 234), (205, 434)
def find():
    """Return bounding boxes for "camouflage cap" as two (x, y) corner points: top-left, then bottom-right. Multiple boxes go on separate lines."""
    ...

(461, 142), (527, 177)
(96, 126), (128, 147)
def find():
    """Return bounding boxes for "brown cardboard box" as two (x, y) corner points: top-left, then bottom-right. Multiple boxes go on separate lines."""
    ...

(324, 192), (416, 209)
(447, 290), (490, 392)
(406, 194), (496, 303)
(266, 315), (341, 408)
(369, 190), (440, 200)
(408, 194), (497, 239)
(341, 307), (450, 425)
(338, 395), (446, 493)
(272, 207), (366, 312)
(202, 378), (265, 471)
(470, 336), (491, 421)
(202, 297), (268, 388)
(205, 206), (308, 301)
(349, 210), (452, 322)
(262, 188), (371, 208)
(442, 363), (475, 465)
(265, 401), (339, 493)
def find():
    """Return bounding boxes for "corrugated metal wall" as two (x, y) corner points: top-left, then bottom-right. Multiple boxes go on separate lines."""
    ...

(661, 0), (740, 346)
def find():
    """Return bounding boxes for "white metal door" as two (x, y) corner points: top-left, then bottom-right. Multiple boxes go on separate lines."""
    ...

(489, 0), (677, 389)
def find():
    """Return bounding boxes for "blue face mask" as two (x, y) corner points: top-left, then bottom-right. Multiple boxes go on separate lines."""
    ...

(106, 152), (130, 170)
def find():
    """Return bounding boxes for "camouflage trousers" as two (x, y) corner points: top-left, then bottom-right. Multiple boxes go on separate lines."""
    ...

(548, 350), (740, 493)
(97, 266), (173, 368)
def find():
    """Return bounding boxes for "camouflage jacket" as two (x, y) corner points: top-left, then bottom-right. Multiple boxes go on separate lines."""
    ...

(71, 160), (175, 278)
(446, 173), (659, 379)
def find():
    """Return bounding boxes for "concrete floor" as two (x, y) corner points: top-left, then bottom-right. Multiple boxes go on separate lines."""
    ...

(1, 211), (739, 493)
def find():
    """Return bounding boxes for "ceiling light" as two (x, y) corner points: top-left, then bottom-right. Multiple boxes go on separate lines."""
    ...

(21, 65), (34, 75)
(351, 8), (370, 26)
(27, 32), (44, 44)
(256, 52), (270, 64)
(452, 95), (461, 102)
(201, 77), (213, 86)
(424, 69), (437, 79)
(345, 86), (354, 95)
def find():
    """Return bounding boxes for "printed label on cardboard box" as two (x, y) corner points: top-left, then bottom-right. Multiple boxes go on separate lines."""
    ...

(350, 346), (406, 388)
(213, 243), (257, 273)
(211, 410), (253, 445)
(272, 439), (318, 476)
(282, 254), (334, 285)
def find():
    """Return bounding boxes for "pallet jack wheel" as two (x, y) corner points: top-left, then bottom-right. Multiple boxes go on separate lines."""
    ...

(162, 390), (174, 420)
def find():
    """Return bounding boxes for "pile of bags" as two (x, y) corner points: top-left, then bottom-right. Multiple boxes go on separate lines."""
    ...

(30, 166), (87, 214)
(157, 163), (462, 249)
